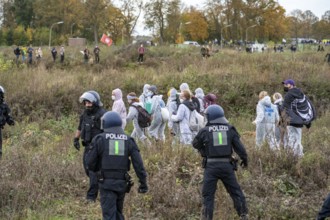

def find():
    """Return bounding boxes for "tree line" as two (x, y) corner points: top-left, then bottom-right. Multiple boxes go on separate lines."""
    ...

(0, 0), (329, 46)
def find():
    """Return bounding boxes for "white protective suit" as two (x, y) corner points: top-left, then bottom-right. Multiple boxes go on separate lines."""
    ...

(148, 94), (166, 141)
(195, 88), (205, 113)
(171, 100), (196, 145)
(254, 96), (279, 149)
(126, 102), (148, 142)
(167, 88), (180, 143)
(139, 84), (150, 109)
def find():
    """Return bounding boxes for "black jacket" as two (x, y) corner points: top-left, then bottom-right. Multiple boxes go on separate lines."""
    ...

(281, 87), (305, 127)
(0, 102), (14, 128)
(193, 122), (247, 161)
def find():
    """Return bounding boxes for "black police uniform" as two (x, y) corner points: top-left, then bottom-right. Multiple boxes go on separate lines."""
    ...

(87, 127), (147, 220)
(0, 101), (15, 157)
(317, 193), (330, 220)
(193, 122), (248, 219)
(77, 106), (106, 201)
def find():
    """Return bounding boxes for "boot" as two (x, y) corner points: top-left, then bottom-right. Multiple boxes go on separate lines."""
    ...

(240, 214), (248, 220)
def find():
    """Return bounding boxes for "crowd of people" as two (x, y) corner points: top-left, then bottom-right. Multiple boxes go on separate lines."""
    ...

(67, 78), (322, 220)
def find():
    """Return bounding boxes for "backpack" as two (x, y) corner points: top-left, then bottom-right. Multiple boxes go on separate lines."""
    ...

(132, 105), (152, 128)
(291, 95), (316, 125)
(189, 109), (203, 132)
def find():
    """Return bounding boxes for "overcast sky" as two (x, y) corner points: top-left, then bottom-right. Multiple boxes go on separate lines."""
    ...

(134, 0), (330, 35)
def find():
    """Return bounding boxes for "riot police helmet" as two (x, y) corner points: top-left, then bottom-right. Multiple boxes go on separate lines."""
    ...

(79, 91), (97, 105)
(88, 90), (103, 107)
(205, 104), (228, 124)
(101, 111), (123, 130)
(0, 86), (4, 100)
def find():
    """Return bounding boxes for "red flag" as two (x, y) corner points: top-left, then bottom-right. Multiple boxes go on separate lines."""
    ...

(100, 34), (113, 46)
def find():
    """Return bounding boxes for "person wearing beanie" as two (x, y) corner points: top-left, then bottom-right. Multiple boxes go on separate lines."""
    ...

(111, 88), (127, 130)
(204, 93), (217, 110)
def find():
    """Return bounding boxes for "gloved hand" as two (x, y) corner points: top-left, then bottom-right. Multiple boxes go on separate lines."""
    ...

(73, 137), (80, 151)
(240, 158), (248, 168)
(7, 119), (15, 126)
(138, 180), (148, 193)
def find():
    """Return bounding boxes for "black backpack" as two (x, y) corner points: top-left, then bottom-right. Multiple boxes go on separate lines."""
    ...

(131, 105), (152, 128)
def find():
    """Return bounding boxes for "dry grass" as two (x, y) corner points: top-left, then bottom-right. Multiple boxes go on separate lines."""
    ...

(0, 46), (329, 219)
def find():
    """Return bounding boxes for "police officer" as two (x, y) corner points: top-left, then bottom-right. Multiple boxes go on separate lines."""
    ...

(192, 105), (248, 220)
(87, 111), (148, 220)
(0, 86), (15, 159)
(317, 193), (330, 220)
(73, 90), (106, 202)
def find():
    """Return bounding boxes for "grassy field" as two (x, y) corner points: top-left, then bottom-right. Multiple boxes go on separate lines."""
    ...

(0, 45), (329, 219)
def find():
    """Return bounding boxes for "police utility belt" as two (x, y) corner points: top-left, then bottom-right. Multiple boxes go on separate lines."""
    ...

(207, 158), (231, 163)
(102, 171), (126, 180)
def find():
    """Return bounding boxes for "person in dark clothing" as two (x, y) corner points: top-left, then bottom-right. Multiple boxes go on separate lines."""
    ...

(317, 193), (330, 220)
(137, 44), (145, 64)
(0, 86), (15, 159)
(325, 53), (330, 64)
(87, 111), (148, 220)
(73, 90), (106, 202)
(51, 47), (57, 62)
(83, 47), (90, 64)
(93, 46), (100, 64)
(27, 45), (34, 65)
(281, 79), (312, 157)
(14, 46), (21, 64)
(193, 105), (248, 220)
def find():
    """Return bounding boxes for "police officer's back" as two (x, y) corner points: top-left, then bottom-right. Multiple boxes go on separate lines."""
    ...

(87, 111), (148, 220)
(193, 105), (248, 220)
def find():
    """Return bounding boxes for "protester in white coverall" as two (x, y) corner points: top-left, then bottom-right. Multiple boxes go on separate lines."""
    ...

(111, 88), (127, 129)
(148, 85), (166, 141)
(139, 84), (150, 109)
(126, 92), (149, 143)
(180, 83), (190, 93)
(171, 90), (196, 145)
(195, 88), (205, 113)
(253, 91), (279, 149)
(166, 88), (180, 144)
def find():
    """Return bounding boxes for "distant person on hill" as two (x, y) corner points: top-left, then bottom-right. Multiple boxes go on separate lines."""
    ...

(325, 53), (330, 65)
(317, 193), (330, 220)
(0, 86), (15, 159)
(252, 91), (279, 149)
(14, 46), (21, 64)
(137, 44), (145, 64)
(36, 47), (43, 62)
(201, 46), (207, 58)
(51, 47), (57, 62)
(73, 91), (106, 203)
(21, 46), (26, 63)
(27, 45), (34, 65)
(60, 46), (65, 63)
(83, 47), (90, 64)
(317, 45), (325, 52)
(93, 46), (100, 64)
